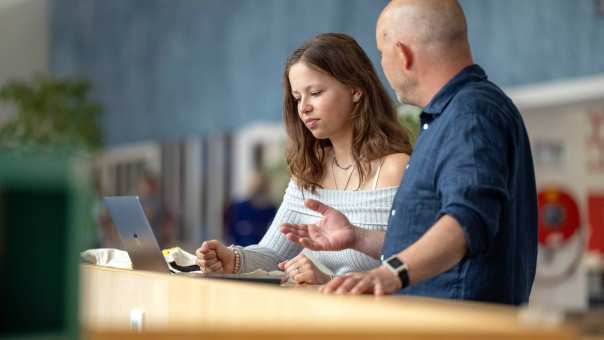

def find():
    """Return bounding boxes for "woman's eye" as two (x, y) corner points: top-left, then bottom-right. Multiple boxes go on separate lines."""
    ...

(311, 91), (322, 96)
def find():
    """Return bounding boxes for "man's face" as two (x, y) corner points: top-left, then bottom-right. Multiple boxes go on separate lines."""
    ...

(376, 24), (417, 106)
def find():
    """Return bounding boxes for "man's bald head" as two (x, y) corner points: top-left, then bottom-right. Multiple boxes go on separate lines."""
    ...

(375, 0), (473, 107)
(377, 0), (469, 51)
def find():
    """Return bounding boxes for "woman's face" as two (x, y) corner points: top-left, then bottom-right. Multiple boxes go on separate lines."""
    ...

(288, 62), (358, 140)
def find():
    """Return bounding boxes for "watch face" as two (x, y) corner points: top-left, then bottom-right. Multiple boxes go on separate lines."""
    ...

(387, 256), (404, 269)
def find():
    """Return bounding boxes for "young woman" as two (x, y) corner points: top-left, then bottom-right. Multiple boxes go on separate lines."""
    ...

(196, 33), (411, 284)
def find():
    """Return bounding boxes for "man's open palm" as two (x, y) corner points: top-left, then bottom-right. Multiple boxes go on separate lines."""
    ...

(280, 199), (355, 251)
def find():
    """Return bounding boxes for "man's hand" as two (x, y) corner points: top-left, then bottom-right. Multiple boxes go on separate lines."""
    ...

(319, 266), (402, 296)
(280, 199), (356, 251)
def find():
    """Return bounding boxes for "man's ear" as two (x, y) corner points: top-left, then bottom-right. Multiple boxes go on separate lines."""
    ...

(395, 41), (414, 70)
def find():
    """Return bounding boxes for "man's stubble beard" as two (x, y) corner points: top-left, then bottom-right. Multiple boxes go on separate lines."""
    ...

(394, 79), (418, 107)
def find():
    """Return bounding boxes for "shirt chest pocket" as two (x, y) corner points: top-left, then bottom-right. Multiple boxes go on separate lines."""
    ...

(403, 153), (436, 193)
(390, 188), (440, 236)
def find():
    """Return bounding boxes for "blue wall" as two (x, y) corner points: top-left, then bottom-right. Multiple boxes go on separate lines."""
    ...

(50, 0), (604, 145)
(463, 0), (604, 85)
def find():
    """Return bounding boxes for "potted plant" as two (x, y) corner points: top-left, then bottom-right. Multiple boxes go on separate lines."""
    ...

(0, 75), (103, 153)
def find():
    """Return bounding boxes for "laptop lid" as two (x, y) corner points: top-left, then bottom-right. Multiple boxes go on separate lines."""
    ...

(104, 196), (283, 284)
(104, 196), (170, 274)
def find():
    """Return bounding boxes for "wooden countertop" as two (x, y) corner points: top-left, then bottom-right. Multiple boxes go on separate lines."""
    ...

(80, 264), (577, 340)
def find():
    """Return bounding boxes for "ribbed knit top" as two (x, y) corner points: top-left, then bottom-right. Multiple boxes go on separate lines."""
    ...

(240, 180), (397, 275)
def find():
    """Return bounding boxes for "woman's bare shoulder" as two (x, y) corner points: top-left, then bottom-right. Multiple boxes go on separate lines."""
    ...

(377, 152), (410, 188)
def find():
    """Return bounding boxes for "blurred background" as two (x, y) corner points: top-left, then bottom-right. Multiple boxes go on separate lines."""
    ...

(0, 0), (603, 316)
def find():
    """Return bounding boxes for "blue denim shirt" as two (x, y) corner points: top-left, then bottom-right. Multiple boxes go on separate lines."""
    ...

(381, 64), (537, 305)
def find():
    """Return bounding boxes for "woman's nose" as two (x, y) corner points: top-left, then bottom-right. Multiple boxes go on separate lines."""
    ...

(299, 101), (312, 114)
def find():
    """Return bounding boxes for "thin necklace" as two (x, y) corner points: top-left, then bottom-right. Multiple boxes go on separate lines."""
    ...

(332, 156), (353, 170)
(331, 157), (355, 190)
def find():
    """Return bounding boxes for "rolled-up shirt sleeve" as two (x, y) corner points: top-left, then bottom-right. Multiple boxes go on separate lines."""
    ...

(435, 111), (510, 257)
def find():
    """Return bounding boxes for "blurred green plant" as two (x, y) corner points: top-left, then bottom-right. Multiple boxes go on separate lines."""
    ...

(265, 157), (290, 204)
(0, 75), (103, 152)
(397, 104), (421, 146)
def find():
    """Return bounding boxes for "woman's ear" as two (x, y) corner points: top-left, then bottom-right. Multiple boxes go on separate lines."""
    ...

(352, 88), (363, 103)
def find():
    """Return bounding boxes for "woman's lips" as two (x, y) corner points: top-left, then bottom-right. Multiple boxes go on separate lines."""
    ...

(305, 118), (319, 129)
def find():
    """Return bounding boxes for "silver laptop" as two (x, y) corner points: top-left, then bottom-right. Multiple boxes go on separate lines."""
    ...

(104, 196), (282, 284)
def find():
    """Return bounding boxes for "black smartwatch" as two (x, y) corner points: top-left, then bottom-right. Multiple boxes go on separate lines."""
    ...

(383, 254), (409, 289)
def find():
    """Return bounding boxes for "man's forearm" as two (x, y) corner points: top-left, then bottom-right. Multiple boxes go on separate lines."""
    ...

(398, 214), (468, 285)
(352, 227), (385, 259)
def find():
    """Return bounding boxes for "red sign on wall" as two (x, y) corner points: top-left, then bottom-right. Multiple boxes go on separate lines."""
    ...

(538, 189), (581, 246)
(588, 193), (604, 254)
(586, 110), (604, 173)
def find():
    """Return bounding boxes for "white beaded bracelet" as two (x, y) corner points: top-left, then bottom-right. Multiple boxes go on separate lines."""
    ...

(228, 245), (241, 274)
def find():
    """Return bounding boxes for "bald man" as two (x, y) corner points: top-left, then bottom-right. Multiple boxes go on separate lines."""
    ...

(281, 0), (537, 305)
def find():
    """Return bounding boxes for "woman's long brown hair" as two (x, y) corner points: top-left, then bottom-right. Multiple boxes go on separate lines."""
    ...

(283, 33), (412, 192)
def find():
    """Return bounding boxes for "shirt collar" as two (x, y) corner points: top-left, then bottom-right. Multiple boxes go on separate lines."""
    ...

(422, 64), (487, 115)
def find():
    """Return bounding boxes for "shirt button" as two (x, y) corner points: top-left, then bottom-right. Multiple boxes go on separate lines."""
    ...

(423, 123), (429, 130)
(391, 209), (396, 216)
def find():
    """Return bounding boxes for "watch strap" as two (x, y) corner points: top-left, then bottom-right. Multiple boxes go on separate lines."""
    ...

(383, 255), (409, 289)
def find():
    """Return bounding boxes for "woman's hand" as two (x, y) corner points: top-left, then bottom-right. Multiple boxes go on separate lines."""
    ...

(279, 253), (331, 285)
(195, 240), (235, 273)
